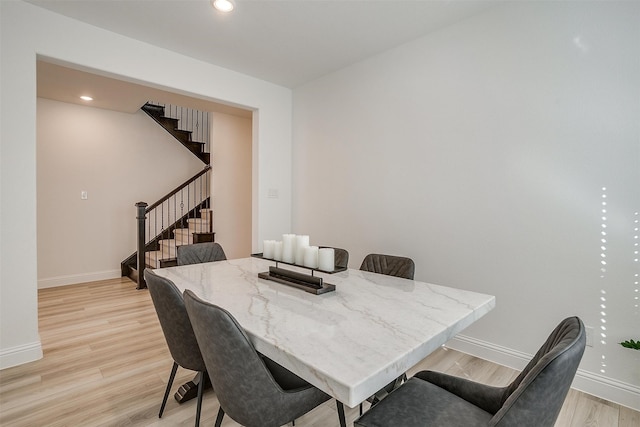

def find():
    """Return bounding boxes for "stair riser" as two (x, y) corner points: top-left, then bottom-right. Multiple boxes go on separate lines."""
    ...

(145, 252), (162, 269)
(187, 218), (211, 231)
(173, 230), (195, 245)
(158, 117), (179, 128)
(156, 245), (177, 257)
(188, 224), (211, 233)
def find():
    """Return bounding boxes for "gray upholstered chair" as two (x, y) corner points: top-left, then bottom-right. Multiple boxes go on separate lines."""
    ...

(360, 253), (415, 280)
(177, 242), (226, 266)
(144, 269), (207, 427)
(183, 289), (332, 427)
(355, 316), (586, 427)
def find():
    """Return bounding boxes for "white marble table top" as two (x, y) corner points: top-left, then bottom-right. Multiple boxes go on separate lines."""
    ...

(154, 257), (495, 408)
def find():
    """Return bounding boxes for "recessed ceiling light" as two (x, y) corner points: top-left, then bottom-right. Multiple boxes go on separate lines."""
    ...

(212, 0), (234, 13)
(80, 95), (93, 101)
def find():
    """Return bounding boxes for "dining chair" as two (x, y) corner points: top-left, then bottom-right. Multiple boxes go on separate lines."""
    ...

(354, 316), (586, 427)
(360, 253), (415, 280)
(359, 252), (415, 413)
(177, 242), (227, 265)
(183, 289), (332, 427)
(144, 269), (208, 427)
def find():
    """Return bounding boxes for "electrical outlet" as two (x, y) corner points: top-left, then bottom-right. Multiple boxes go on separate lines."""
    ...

(585, 325), (594, 347)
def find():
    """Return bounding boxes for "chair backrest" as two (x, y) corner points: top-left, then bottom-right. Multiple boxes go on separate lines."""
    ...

(360, 253), (415, 280)
(183, 290), (299, 426)
(177, 242), (227, 266)
(490, 316), (586, 427)
(144, 269), (206, 372)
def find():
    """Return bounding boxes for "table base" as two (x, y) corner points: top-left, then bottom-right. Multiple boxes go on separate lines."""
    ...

(175, 374), (212, 403)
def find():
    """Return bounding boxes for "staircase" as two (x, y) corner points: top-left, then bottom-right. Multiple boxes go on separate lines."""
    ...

(141, 103), (210, 164)
(121, 122), (213, 289)
(144, 208), (214, 268)
(120, 102), (214, 288)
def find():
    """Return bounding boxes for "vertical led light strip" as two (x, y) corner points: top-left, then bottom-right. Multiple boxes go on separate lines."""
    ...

(599, 187), (608, 373)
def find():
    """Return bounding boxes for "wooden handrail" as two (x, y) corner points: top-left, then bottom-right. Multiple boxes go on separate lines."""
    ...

(146, 165), (211, 212)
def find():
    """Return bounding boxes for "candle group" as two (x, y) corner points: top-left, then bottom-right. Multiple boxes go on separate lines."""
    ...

(262, 234), (334, 271)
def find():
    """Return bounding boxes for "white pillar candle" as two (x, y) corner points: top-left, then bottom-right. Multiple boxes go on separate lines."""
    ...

(318, 248), (335, 272)
(263, 240), (276, 259)
(282, 234), (296, 264)
(273, 241), (283, 261)
(295, 246), (306, 265)
(303, 246), (319, 269)
(295, 235), (310, 265)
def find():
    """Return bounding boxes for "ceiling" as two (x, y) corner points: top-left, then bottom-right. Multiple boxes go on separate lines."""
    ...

(37, 60), (253, 116)
(31, 0), (500, 113)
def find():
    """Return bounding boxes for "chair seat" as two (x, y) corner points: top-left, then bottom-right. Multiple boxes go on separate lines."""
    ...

(355, 377), (492, 427)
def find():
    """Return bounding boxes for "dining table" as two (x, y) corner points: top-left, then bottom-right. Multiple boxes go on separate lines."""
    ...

(153, 256), (495, 426)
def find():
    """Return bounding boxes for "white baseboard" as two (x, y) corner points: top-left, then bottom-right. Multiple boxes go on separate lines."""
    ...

(38, 269), (122, 289)
(447, 334), (640, 411)
(0, 341), (42, 370)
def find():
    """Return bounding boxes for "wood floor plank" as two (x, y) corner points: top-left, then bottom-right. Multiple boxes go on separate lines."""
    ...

(0, 277), (637, 426)
(569, 392), (620, 426)
(619, 404), (640, 427)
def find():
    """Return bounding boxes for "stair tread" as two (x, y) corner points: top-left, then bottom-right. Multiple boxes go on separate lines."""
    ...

(174, 228), (193, 234)
(174, 229), (216, 234)
(146, 250), (174, 259)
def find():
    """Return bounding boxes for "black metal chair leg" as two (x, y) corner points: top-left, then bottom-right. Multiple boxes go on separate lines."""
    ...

(214, 407), (225, 427)
(159, 362), (179, 418)
(359, 402), (363, 416)
(336, 401), (347, 427)
(195, 371), (204, 427)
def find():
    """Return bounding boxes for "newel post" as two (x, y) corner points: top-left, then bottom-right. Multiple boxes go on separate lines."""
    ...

(136, 202), (148, 289)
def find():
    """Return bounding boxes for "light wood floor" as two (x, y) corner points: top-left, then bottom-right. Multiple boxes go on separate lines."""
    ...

(1, 277), (638, 426)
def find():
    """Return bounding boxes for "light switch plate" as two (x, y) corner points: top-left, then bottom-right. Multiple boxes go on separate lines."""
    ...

(81, 190), (88, 200)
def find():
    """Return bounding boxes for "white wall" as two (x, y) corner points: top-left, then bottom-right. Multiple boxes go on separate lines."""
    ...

(211, 112), (253, 259)
(36, 99), (204, 287)
(0, 1), (292, 369)
(293, 1), (640, 409)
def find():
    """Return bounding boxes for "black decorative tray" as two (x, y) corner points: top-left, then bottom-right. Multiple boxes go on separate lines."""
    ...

(258, 266), (336, 295)
(251, 252), (347, 274)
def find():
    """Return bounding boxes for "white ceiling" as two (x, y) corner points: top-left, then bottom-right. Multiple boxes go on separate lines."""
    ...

(37, 60), (254, 116)
(30, 0), (500, 113)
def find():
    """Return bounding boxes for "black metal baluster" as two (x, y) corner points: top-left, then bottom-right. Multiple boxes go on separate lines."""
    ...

(207, 169), (211, 231)
(161, 202), (164, 263)
(187, 182), (191, 243)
